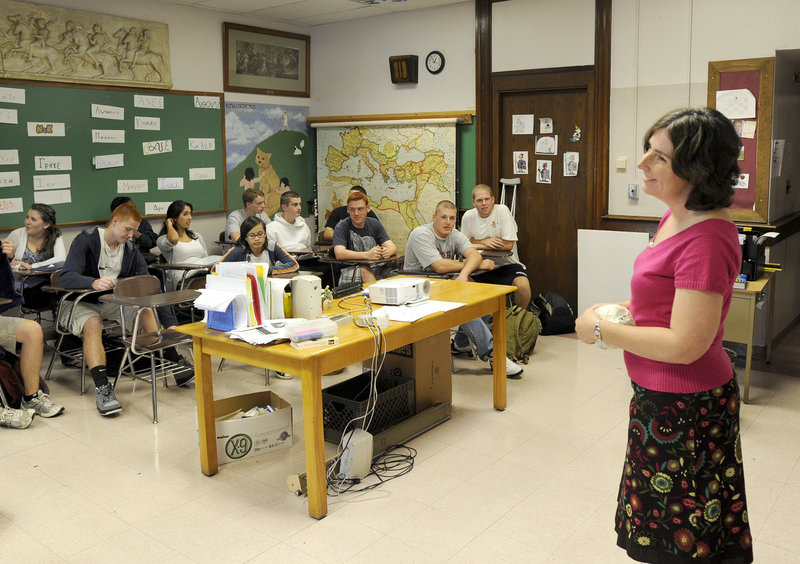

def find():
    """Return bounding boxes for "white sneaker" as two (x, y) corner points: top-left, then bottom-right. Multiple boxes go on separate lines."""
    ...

(0, 406), (35, 429)
(21, 390), (64, 418)
(489, 356), (524, 379)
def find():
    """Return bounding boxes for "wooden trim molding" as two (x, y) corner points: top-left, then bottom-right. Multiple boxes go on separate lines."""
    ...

(593, 0), (612, 228)
(307, 111), (474, 125)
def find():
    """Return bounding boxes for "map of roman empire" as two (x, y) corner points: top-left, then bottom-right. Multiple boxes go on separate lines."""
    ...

(317, 124), (456, 253)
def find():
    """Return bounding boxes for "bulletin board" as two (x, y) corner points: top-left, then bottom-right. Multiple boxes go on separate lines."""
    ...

(708, 57), (774, 224)
(0, 80), (226, 229)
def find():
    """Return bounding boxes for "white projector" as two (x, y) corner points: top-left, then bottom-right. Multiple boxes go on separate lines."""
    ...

(368, 278), (431, 305)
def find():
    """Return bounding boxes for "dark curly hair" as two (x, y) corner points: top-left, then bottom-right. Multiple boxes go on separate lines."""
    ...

(643, 107), (741, 211)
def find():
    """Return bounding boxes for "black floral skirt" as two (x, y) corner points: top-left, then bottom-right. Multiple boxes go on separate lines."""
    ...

(615, 376), (753, 563)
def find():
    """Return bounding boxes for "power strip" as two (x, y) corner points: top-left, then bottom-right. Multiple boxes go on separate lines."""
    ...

(355, 311), (390, 328)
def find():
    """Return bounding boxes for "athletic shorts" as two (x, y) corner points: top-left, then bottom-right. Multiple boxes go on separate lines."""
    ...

(472, 263), (527, 286)
(59, 301), (137, 337)
(0, 316), (24, 352)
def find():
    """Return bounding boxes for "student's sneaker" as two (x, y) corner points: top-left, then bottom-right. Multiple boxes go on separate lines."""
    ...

(0, 406), (35, 429)
(21, 390), (64, 418)
(173, 356), (195, 387)
(450, 339), (473, 357)
(273, 371), (293, 380)
(96, 383), (122, 416)
(489, 356), (524, 379)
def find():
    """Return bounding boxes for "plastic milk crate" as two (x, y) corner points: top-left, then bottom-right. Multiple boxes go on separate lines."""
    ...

(321, 371), (415, 444)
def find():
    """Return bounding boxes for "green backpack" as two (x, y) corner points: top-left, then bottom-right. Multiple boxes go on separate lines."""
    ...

(505, 305), (541, 364)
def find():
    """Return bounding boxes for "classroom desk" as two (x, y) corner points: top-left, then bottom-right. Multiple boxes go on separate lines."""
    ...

(177, 277), (513, 519)
(723, 271), (775, 403)
(148, 261), (216, 290)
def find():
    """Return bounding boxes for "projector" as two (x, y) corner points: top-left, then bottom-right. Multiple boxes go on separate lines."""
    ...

(368, 278), (431, 305)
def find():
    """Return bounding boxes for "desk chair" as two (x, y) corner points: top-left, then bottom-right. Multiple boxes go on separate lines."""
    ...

(44, 271), (123, 394)
(110, 275), (195, 423)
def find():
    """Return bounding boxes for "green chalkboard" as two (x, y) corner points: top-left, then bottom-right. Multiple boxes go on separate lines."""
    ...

(0, 80), (226, 229)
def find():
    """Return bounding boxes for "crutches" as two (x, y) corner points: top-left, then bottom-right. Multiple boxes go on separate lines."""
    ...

(499, 177), (520, 217)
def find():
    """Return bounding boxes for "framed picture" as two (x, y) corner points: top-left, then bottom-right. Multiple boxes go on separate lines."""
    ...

(223, 22), (310, 97)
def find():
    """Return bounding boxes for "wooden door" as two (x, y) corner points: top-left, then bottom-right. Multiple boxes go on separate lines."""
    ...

(490, 67), (597, 308)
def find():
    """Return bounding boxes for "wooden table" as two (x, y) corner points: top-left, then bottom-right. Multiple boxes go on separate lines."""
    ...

(723, 271), (775, 403)
(177, 277), (513, 519)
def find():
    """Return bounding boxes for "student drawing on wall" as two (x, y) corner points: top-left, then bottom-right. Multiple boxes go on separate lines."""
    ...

(240, 167), (262, 191)
(517, 154), (527, 172)
(537, 160), (551, 184)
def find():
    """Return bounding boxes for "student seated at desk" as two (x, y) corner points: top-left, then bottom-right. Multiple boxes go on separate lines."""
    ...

(110, 197), (158, 257)
(218, 216), (298, 275)
(267, 190), (312, 251)
(226, 189), (271, 244)
(321, 185), (378, 243)
(156, 200), (211, 291)
(403, 200), (524, 379)
(0, 253), (64, 428)
(60, 203), (194, 417)
(332, 191), (397, 284)
(460, 184), (531, 308)
(6, 203), (65, 309)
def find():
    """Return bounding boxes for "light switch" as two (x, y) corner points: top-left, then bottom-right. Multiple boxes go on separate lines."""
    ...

(615, 157), (627, 170)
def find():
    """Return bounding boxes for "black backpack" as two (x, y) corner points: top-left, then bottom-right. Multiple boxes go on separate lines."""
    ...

(533, 291), (575, 335)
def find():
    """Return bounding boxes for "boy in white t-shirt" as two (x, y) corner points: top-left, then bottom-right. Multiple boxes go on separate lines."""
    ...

(460, 184), (531, 308)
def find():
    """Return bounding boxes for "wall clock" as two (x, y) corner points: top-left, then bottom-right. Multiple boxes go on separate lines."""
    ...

(425, 51), (445, 74)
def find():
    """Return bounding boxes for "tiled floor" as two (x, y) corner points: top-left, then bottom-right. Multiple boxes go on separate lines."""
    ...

(2, 325), (799, 563)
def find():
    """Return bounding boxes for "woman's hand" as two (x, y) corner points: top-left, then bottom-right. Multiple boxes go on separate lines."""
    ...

(575, 306), (601, 344)
(10, 259), (32, 271)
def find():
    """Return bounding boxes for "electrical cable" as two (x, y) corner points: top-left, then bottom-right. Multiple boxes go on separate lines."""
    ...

(327, 444), (417, 495)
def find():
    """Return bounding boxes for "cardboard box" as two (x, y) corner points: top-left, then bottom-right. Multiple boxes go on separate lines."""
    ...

(367, 330), (451, 412)
(208, 391), (293, 464)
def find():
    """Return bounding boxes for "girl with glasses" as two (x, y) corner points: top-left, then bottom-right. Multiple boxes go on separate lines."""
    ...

(218, 216), (298, 275)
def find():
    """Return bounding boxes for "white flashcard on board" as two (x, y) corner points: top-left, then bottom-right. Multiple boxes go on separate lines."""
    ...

(34, 156), (72, 172)
(135, 116), (161, 131)
(92, 129), (125, 143)
(0, 150), (19, 166)
(189, 167), (215, 181)
(34, 190), (71, 205)
(189, 138), (215, 151)
(28, 122), (66, 137)
(0, 87), (25, 104)
(91, 104), (125, 120)
(134, 94), (164, 109)
(0, 108), (18, 124)
(145, 201), (172, 215)
(0, 197), (24, 214)
(194, 96), (221, 109)
(93, 154), (125, 169)
(118, 179), (148, 193)
(716, 89), (756, 119)
(33, 174), (70, 190)
(512, 114), (534, 135)
(142, 139), (173, 155)
(158, 177), (184, 190)
(0, 171), (21, 187)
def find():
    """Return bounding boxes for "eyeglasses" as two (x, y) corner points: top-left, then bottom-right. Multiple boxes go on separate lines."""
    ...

(246, 231), (266, 240)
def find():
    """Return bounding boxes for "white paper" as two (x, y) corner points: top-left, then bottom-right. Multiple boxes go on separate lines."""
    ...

(93, 154), (124, 169)
(195, 288), (238, 312)
(117, 179), (148, 193)
(188, 138), (215, 151)
(771, 139), (785, 177)
(92, 129), (125, 143)
(228, 319), (306, 345)
(34, 156), (72, 172)
(270, 278), (292, 319)
(0, 87), (25, 104)
(0, 150), (19, 165)
(135, 116), (161, 130)
(0, 197), (24, 214)
(189, 167), (215, 181)
(0, 108), (18, 124)
(512, 114), (534, 135)
(142, 139), (172, 155)
(134, 94), (164, 109)
(34, 189), (71, 205)
(194, 96), (221, 109)
(0, 171), (20, 187)
(716, 89), (756, 119)
(379, 300), (463, 322)
(539, 117), (553, 133)
(145, 201), (172, 215)
(33, 173), (70, 190)
(91, 104), (124, 120)
(28, 122), (65, 137)
(158, 177), (184, 191)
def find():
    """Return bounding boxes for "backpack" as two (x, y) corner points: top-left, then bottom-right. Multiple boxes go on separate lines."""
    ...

(505, 305), (541, 364)
(533, 291), (575, 335)
(0, 348), (49, 408)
